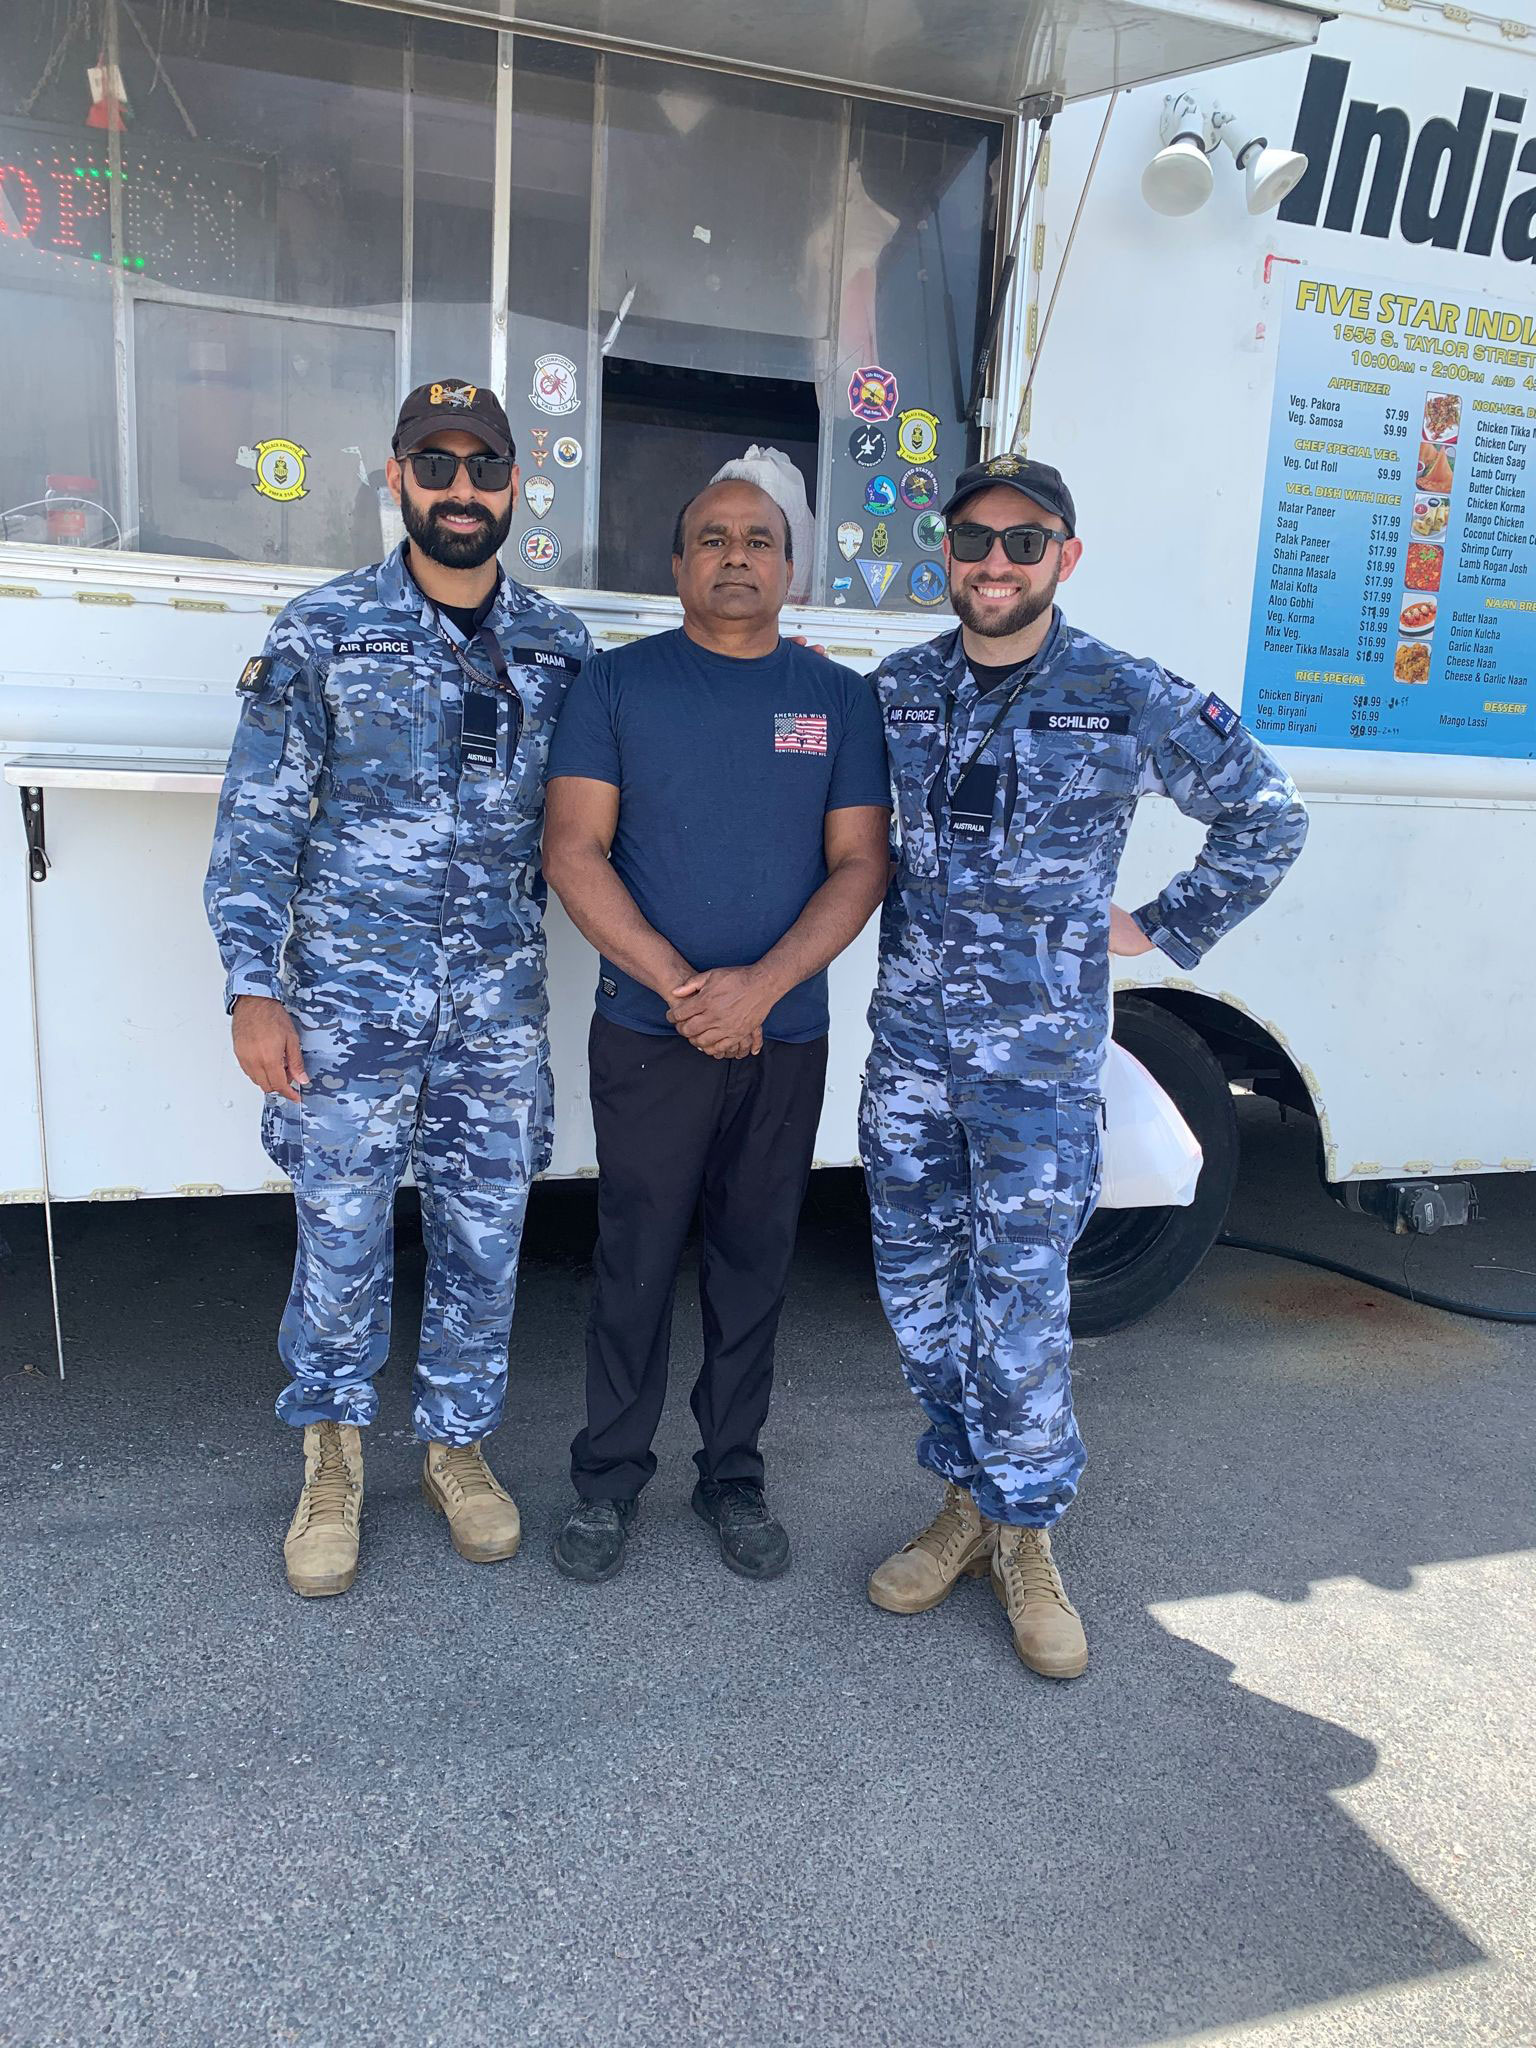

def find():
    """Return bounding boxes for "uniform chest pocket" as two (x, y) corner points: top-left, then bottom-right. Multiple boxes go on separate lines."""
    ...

(327, 666), (432, 809)
(1007, 726), (1137, 866)
(888, 721), (945, 881)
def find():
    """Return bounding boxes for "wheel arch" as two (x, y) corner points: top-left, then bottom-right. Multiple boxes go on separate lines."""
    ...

(1115, 983), (1335, 1170)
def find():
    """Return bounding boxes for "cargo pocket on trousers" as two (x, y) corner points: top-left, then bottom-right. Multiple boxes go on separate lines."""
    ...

(260, 1093), (302, 1182)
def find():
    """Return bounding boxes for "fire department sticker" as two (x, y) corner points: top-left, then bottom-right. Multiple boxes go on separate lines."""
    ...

(252, 438), (308, 502)
(529, 354), (580, 416)
(524, 474), (555, 520)
(847, 365), (899, 422)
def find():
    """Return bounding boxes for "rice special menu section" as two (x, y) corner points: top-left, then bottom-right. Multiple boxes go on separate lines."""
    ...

(1244, 268), (1535, 760)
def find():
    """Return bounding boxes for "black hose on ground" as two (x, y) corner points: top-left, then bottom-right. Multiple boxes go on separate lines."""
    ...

(1216, 1235), (1536, 1326)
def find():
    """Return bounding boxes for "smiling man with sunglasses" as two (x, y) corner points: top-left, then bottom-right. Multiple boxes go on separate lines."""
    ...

(205, 378), (592, 1598)
(860, 453), (1309, 1678)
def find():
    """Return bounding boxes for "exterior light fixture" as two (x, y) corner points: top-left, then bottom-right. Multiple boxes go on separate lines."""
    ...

(1209, 105), (1309, 215)
(1140, 93), (1213, 217)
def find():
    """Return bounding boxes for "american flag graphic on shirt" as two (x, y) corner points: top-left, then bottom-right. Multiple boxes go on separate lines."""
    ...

(774, 712), (829, 756)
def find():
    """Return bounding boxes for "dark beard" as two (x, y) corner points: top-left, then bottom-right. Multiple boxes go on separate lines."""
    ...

(950, 568), (1057, 639)
(401, 488), (512, 569)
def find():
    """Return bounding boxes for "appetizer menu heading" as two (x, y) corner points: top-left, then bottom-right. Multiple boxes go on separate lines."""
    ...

(1244, 267), (1534, 760)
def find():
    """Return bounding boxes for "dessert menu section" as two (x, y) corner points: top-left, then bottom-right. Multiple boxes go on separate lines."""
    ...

(1244, 268), (1535, 761)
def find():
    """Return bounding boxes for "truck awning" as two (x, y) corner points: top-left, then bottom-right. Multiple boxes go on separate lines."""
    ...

(342, 0), (1328, 115)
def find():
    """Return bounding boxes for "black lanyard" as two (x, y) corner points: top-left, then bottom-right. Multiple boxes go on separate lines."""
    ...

(437, 615), (524, 772)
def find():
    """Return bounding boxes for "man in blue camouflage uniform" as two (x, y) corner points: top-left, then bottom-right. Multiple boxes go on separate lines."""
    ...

(206, 380), (592, 1599)
(862, 455), (1308, 1677)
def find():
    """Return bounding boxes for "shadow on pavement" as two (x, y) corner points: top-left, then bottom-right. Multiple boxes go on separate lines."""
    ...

(1, 1104), (1530, 2046)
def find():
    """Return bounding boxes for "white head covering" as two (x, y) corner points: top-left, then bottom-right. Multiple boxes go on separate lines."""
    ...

(709, 445), (816, 604)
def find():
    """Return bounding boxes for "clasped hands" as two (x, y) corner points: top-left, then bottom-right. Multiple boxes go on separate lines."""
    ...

(665, 964), (774, 1061)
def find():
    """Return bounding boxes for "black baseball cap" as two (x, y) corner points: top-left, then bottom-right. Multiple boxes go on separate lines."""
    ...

(393, 379), (515, 461)
(941, 454), (1076, 536)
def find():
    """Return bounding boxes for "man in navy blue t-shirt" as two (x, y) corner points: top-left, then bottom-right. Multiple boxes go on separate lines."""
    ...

(544, 478), (890, 1585)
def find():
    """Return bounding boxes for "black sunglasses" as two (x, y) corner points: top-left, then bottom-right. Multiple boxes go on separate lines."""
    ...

(407, 449), (514, 492)
(948, 521), (1067, 566)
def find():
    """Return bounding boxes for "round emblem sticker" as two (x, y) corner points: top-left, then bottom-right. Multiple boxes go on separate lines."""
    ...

(519, 527), (561, 571)
(847, 365), (899, 423)
(913, 510), (946, 551)
(523, 474), (555, 520)
(529, 354), (580, 416)
(896, 409), (940, 463)
(900, 467), (938, 510)
(862, 474), (897, 516)
(908, 560), (948, 607)
(836, 520), (864, 560)
(848, 425), (887, 467)
(552, 436), (582, 469)
(252, 437), (308, 503)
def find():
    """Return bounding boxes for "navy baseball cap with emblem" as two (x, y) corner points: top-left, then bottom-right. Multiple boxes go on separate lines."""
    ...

(393, 379), (515, 461)
(941, 454), (1076, 536)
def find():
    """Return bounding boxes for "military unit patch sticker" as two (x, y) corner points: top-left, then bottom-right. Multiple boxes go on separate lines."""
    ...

(837, 520), (864, 560)
(519, 528), (561, 570)
(895, 409), (939, 463)
(251, 438), (308, 502)
(524, 474), (555, 520)
(848, 425), (887, 466)
(862, 475), (896, 516)
(908, 561), (947, 606)
(237, 655), (273, 694)
(858, 558), (899, 605)
(529, 354), (580, 416)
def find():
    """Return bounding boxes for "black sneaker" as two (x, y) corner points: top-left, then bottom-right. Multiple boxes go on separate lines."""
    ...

(552, 1496), (636, 1583)
(691, 1479), (790, 1581)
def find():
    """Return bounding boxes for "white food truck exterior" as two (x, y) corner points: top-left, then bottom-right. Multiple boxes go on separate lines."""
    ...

(2, 0), (1530, 1329)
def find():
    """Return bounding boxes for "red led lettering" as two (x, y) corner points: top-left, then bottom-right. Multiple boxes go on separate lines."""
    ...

(0, 164), (42, 239)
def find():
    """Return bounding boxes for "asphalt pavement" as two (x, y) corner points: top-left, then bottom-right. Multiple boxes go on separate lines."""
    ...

(1, 1099), (1532, 2048)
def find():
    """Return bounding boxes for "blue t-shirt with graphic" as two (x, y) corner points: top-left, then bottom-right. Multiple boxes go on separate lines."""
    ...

(548, 628), (889, 1041)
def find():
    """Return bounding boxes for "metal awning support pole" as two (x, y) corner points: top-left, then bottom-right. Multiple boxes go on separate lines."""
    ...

(19, 787), (66, 1381)
(1009, 89), (1120, 453)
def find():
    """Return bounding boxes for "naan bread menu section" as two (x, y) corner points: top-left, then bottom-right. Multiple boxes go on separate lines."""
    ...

(1244, 268), (1535, 761)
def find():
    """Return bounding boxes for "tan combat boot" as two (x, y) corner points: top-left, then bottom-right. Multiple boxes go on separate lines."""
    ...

(422, 1441), (522, 1563)
(284, 1422), (364, 1599)
(867, 1481), (994, 1614)
(991, 1524), (1088, 1679)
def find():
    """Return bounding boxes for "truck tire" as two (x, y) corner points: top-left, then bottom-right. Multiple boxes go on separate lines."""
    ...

(1068, 998), (1239, 1338)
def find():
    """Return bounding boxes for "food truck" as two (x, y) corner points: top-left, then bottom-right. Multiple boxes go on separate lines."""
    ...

(3, 0), (1532, 1361)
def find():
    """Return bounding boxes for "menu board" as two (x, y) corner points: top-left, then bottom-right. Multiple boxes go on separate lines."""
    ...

(1244, 267), (1535, 760)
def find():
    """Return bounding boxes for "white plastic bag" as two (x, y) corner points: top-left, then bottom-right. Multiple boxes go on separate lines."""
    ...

(1097, 1038), (1204, 1209)
(709, 445), (816, 603)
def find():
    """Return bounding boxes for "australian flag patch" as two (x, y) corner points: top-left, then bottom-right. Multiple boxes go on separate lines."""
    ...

(1200, 693), (1240, 740)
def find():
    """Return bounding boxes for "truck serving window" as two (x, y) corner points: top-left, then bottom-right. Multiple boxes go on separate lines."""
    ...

(0, 0), (1000, 610)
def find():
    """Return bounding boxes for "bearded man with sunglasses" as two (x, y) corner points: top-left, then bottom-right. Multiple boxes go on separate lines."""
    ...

(206, 380), (592, 1598)
(860, 454), (1308, 1678)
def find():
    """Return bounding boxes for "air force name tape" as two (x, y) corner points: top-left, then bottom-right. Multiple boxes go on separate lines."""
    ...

(512, 645), (581, 673)
(336, 637), (412, 658)
(1028, 710), (1132, 735)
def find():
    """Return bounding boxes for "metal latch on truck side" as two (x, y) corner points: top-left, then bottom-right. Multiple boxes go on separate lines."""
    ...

(1333, 1180), (1478, 1235)
(19, 786), (47, 883)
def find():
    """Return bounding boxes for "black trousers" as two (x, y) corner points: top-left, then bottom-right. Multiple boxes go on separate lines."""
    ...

(571, 1012), (829, 1501)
